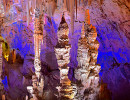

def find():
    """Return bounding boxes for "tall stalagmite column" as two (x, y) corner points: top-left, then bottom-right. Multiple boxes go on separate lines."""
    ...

(55, 15), (75, 100)
(75, 9), (101, 100)
(27, 0), (44, 99)
(33, 1), (44, 99)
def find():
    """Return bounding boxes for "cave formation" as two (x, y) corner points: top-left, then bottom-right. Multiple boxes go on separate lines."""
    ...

(0, 0), (130, 100)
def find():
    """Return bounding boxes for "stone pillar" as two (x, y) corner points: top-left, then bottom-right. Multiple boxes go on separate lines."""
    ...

(55, 15), (75, 100)
(27, 2), (44, 100)
(33, 7), (44, 99)
(75, 9), (101, 100)
(74, 22), (89, 99)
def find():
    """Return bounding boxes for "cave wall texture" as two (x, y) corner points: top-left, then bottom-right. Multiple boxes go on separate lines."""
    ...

(86, 0), (130, 100)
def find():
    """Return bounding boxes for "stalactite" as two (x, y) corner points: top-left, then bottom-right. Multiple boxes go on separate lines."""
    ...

(81, 0), (84, 3)
(85, 9), (90, 24)
(88, 0), (93, 6)
(75, 0), (77, 19)
(3, 0), (11, 13)
(57, 0), (59, 8)
(100, 0), (104, 5)
(61, 0), (63, 10)
(64, 0), (67, 10)
(70, 0), (74, 35)
(57, 0), (62, 9)
(66, 0), (70, 12)
(31, 0), (35, 12)
(45, 0), (56, 17)
(26, 0), (29, 26)
(27, 0), (44, 99)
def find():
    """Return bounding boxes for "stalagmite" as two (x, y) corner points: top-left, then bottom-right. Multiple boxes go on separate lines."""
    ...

(33, 9), (44, 100)
(75, 9), (101, 100)
(25, 95), (28, 100)
(70, 0), (74, 35)
(27, 0), (44, 99)
(2, 95), (5, 100)
(55, 15), (75, 100)
(12, 49), (16, 63)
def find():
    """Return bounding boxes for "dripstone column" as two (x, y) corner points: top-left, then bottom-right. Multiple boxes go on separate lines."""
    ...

(55, 15), (75, 100)
(75, 9), (101, 100)
(27, 2), (44, 100)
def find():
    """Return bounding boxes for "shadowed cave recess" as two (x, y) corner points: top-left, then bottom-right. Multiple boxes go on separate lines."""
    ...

(0, 0), (130, 100)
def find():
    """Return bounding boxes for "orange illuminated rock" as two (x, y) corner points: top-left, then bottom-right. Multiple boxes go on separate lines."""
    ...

(12, 49), (16, 63)
(85, 9), (91, 25)
(99, 80), (112, 100)
(75, 9), (100, 100)
(81, 22), (85, 38)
